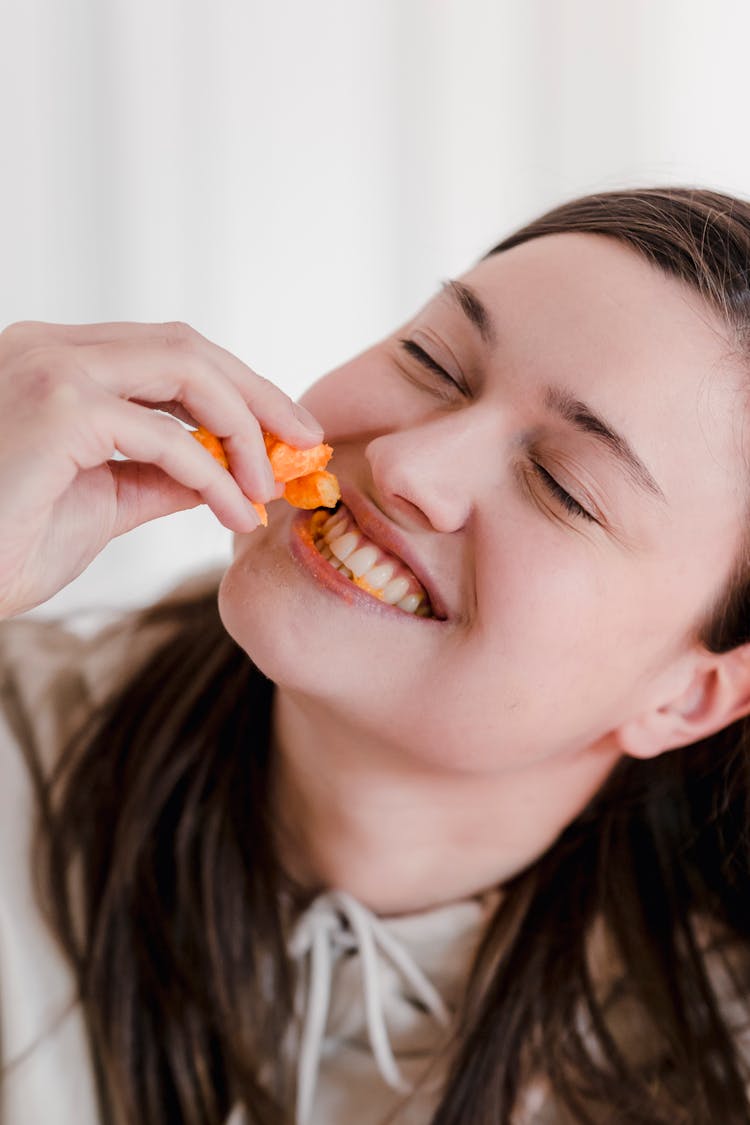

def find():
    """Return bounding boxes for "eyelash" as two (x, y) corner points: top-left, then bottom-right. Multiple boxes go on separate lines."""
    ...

(399, 338), (464, 391)
(400, 337), (597, 524)
(531, 463), (596, 523)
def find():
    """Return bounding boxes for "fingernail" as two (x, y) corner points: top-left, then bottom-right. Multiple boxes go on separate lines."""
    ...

(253, 500), (269, 527)
(292, 402), (324, 437)
(263, 459), (276, 492)
(245, 497), (264, 527)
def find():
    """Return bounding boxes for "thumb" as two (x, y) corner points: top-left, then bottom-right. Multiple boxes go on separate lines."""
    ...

(108, 460), (204, 537)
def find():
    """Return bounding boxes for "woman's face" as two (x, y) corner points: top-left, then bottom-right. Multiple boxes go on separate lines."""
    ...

(219, 232), (747, 772)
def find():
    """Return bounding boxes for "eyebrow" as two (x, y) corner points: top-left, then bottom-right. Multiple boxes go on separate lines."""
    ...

(441, 279), (496, 345)
(442, 278), (667, 503)
(543, 388), (666, 501)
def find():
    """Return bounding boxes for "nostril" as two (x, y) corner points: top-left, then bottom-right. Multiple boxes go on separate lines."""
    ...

(365, 433), (470, 536)
(385, 492), (438, 533)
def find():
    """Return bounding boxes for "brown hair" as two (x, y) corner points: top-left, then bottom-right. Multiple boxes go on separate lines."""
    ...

(35, 188), (750, 1123)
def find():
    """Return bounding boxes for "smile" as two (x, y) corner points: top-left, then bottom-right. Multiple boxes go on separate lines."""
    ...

(293, 504), (436, 619)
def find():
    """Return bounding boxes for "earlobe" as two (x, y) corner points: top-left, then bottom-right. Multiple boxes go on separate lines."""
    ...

(615, 645), (750, 760)
(616, 709), (691, 760)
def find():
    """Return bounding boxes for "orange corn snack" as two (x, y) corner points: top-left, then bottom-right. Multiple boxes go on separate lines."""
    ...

(283, 470), (340, 509)
(192, 426), (229, 470)
(265, 436), (334, 482)
(191, 424), (340, 523)
(192, 425), (267, 524)
(251, 501), (269, 526)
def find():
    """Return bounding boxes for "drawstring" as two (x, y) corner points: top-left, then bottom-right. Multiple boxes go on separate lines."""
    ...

(287, 890), (452, 1125)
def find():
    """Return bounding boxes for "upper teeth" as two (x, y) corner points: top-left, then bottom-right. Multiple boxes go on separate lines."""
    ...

(312, 506), (434, 617)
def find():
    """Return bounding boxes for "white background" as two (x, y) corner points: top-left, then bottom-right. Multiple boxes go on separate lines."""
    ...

(3, 0), (749, 622)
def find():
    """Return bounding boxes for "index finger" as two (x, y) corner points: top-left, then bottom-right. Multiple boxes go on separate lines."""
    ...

(196, 343), (325, 449)
(148, 324), (325, 448)
(4, 319), (326, 449)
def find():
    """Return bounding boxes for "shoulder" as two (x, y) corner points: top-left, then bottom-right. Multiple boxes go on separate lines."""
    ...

(0, 565), (224, 774)
(0, 566), (225, 869)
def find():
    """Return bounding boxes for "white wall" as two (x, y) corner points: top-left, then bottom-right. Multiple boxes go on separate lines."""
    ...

(3, 0), (749, 621)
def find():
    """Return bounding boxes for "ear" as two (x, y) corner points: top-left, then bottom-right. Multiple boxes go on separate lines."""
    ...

(615, 643), (750, 760)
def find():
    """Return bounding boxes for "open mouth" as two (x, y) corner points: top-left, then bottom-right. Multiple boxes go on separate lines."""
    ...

(307, 504), (435, 618)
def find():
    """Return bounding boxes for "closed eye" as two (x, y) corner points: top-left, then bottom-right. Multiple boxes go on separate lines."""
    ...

(399, 337), (596, 524)
(398, 338), (465, 393)
(531, 462), (597, 523)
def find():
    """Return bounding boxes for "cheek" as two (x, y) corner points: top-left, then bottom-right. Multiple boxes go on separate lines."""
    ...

(473, 526), (666, 718)
(299, 356), (383, 436)
(299, 346), (427, 440)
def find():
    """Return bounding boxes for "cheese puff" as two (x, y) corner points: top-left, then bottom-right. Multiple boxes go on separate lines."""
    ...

(264, 435), (333, 482)
(283, 470), (341, 509)
(191, 425), (339, 523)
(192, 425), (267, 523)
(192, 426), (229, 470)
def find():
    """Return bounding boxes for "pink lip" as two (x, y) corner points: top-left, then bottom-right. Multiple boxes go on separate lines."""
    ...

(289, 488), (450, 623)
(288, 510), (429, 622)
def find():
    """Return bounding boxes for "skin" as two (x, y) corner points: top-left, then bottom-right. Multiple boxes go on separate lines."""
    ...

(218, 232), (750, 915)
(0, 319), (317, 619)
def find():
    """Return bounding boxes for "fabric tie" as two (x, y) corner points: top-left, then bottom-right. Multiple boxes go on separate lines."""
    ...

(287, 890), (452, 1125)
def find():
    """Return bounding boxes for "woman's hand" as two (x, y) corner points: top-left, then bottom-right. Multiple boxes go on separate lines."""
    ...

(0, 320), (324, 619)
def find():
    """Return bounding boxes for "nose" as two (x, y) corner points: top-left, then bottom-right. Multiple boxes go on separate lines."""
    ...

(365, 412), (486, 534)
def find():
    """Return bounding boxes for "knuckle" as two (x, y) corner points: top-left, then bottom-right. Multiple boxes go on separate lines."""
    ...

(0, 321), (44, 354)
(160, 321), (197, 350)
(1, 320), (36, 340)
(17, 348), (83, 414)
(20, 344), (70, 378)
(252, 371), (277, 394)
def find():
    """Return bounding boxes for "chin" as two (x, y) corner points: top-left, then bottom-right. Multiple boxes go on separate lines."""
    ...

(216, 541), (358, 709)
(216, 510), (455, 758)
(218, 560), (486, 769)
(218, 552), (312, 689)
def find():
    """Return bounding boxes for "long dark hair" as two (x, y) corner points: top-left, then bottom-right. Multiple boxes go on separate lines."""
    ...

(34, 188), (750, 1123)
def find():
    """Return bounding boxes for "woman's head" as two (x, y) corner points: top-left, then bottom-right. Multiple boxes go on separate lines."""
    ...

(220, 186), (750, 776)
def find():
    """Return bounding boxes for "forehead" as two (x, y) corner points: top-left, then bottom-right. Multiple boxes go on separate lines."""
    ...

(440, 231), (750, 580)
(450, 232), (748, 511)
(458, 232), (732, 378)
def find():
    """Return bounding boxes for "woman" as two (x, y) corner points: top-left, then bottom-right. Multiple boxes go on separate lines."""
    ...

(2, 186), (750, 1124)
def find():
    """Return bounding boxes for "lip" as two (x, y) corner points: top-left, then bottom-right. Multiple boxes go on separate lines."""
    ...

(335, 484), (450, 621)
(288, 509), (429, 622)
(288, 491), (450, 624)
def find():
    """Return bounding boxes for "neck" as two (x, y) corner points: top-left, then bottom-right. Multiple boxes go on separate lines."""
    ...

(269, 689), (620, 916)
